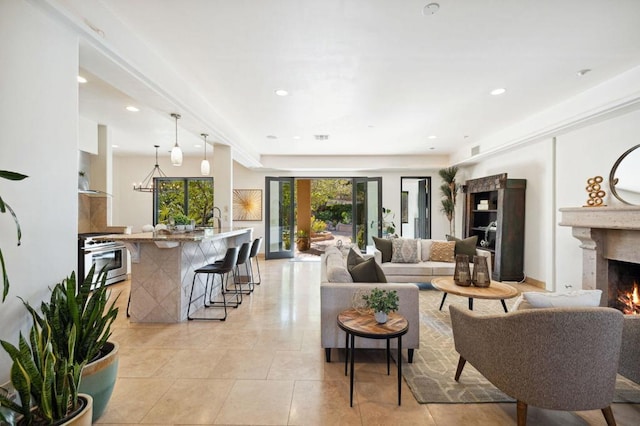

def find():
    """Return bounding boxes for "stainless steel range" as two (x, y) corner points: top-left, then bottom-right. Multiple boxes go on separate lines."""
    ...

(78, 233), (128, 286)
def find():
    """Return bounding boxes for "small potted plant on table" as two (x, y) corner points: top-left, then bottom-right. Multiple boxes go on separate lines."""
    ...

(362, 287), (399, 324)
(173, 213), (190, 231)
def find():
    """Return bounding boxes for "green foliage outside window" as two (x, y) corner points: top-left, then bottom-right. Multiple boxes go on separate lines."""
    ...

(154, 177), (214, 226)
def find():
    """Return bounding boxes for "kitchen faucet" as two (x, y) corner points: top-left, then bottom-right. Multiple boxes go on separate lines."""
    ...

(212, 206), (222, 231)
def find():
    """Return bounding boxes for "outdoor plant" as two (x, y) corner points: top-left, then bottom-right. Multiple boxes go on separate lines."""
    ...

(311, 216), (327, 233)
(362, 287), (399, 314)
(439, 166), (459, 237)
(382, 207), (396, 235)
(173, 213), (190, 225)
(0, 169), (28, 302)
(0, 317), (86, 424)
(22, 265), (119, 365)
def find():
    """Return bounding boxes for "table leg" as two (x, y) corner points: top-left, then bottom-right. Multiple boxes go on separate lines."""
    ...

(344, 330), (349, 376)
(468, 297), (474, 310)
(349, 333), (355, 407)
(398, 335), (402, 406)
(501, 299), (509, 313)
(438, 293), (447, 310)
(386, 338), (390, 375)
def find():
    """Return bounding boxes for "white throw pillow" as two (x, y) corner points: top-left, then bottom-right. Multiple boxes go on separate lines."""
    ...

(517, 290), (602, 310)
(420, 240), (433, 262)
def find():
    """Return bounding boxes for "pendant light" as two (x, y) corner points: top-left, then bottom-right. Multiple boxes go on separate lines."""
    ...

(133, 145), (167, 192)
(170, 113), (183, 166)
(200, 133), (211, 175)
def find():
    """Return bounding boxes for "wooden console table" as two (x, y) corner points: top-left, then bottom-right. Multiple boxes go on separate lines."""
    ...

(337, 309), (408, 407)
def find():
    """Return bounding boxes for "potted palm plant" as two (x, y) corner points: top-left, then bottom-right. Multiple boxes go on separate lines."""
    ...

(362, 287), (399, 324)
(23, 266), (119, 422)
(0, 318), (93, 425)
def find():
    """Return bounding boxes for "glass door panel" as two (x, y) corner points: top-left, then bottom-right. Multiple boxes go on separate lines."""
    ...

(353, 177), (381, 249)
(265, 177), (295, 259)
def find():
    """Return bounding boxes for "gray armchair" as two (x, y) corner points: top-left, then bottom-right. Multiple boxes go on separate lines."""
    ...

(449, 305), (624, 426)
(620, 315), (640, 384)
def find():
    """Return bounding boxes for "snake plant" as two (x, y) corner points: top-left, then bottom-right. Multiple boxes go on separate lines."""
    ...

(0, 169), (28, 302)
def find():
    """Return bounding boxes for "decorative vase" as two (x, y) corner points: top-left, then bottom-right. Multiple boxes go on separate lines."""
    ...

(79, 341), (119, 422)
(374, 311), (388, 324)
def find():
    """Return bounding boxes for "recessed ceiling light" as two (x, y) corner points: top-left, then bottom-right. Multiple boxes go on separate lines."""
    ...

(111, 145), (119, 148)
(267, 135), (278, 139)
(274, 89), (289, 96)
(292, 136), (301, 140)
(77, 76), (87, 83)
(422, 3), (440, 15)
(577, 69), (592, 77)
(490, 88), (507, 96)
(194, 144), (202, 148)
(427, 135), (437, 139)
(125, 106), (139, 112)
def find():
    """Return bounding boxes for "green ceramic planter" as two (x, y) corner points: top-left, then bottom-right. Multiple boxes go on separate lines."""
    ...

(79, 341), (119, 422)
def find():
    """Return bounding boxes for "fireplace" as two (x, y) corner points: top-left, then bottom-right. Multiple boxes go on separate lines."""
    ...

(609, 260), (640, 314)
(560, 206), (640, 313)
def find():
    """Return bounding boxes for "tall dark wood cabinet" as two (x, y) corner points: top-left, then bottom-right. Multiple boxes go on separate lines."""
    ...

(462, 173), (526, 282)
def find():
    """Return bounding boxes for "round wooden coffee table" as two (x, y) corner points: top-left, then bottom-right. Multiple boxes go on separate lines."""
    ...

(431, 276), (518, 313)
(337, 309), (408, 407)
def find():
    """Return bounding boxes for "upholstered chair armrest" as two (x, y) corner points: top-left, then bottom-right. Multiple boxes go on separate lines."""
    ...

(474, 248), (493, 279)
(620, 315), (640, 384)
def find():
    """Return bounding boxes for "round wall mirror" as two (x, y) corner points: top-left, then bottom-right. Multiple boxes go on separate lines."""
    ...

(609, 144), (640, 205)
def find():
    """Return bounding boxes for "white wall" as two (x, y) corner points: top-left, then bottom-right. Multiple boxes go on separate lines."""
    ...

(461, 139), (554, 286)
(0, 0), (78, 380)
(554, 108), (640, 290)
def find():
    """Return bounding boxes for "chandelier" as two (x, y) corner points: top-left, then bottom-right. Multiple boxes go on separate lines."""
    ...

(133, 145), (166, 192)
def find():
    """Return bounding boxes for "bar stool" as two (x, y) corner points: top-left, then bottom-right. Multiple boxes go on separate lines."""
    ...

(249, 237), (262, 286)
(226, 242), (253, 295)
(187, 246), (239, 321)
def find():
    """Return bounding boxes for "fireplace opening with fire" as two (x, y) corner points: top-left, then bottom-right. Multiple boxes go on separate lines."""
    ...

(609, 260), (640, 315)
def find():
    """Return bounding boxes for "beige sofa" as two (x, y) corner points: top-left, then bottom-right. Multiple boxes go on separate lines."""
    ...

(369, 239), (492, 283)
(320, 246), (419, 363)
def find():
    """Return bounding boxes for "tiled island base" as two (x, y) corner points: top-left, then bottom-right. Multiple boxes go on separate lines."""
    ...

(104, 228), (252, 323)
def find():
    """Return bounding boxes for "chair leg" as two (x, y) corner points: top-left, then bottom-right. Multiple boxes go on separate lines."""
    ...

(252, 257), (261, 285)
(408, 348), (414, 363)
(325, 348), (331, 362)
(601, 406), (616, 426)
(454, 356), (466, 381)
(516, 400), (528, 426)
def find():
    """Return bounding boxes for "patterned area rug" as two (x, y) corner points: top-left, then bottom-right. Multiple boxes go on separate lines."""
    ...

(404, 289), (640, 404)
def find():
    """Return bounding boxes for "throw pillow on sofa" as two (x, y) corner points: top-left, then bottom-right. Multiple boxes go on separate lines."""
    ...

(391, 238), (419, 263)
(372, 236), (393, 263)
(347, 247), (366, 269)
(512, 289), (602, 310)
(446, 235), (478, 258)
(349, 257), (388, 283)
(429, 241), (456, 262)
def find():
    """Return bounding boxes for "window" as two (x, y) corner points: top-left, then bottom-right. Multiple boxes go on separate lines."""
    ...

(153, 177), (214, 226)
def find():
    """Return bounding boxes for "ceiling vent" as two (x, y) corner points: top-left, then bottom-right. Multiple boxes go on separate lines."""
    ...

(314, 134), (329, 141)
(471, 145), (480, 156)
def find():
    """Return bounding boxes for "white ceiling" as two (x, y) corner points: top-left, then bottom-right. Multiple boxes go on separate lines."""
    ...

(69, 0), (640, 167)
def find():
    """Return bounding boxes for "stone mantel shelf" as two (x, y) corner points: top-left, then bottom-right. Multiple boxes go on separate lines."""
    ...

(559, 206), (640, 230)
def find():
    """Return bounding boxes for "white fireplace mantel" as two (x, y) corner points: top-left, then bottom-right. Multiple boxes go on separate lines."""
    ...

(559, 206), (640, 229)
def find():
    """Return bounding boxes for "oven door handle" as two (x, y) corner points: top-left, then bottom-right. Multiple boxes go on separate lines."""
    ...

(84, 244), (126, 254)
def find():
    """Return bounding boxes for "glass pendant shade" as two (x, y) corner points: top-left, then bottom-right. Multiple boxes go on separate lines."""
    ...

(170, 113), (182, 166)
(200, 159), (210, 175)
(171, 145), (183, 166)
(200, 133), (210, 175)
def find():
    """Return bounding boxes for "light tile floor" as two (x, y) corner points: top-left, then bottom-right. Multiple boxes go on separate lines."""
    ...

(97, 258), (640, 425)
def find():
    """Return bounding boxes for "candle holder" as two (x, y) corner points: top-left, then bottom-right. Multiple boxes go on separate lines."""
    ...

(472, 255), (491, 287)
(454, 254), (472, 286)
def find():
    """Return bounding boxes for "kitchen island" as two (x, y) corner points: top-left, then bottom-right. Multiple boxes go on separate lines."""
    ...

(97, 228), (253, 323)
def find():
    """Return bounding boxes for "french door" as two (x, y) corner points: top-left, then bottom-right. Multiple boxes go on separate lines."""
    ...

(353, 177), (382, 249)
(265, 177), (295, 259)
